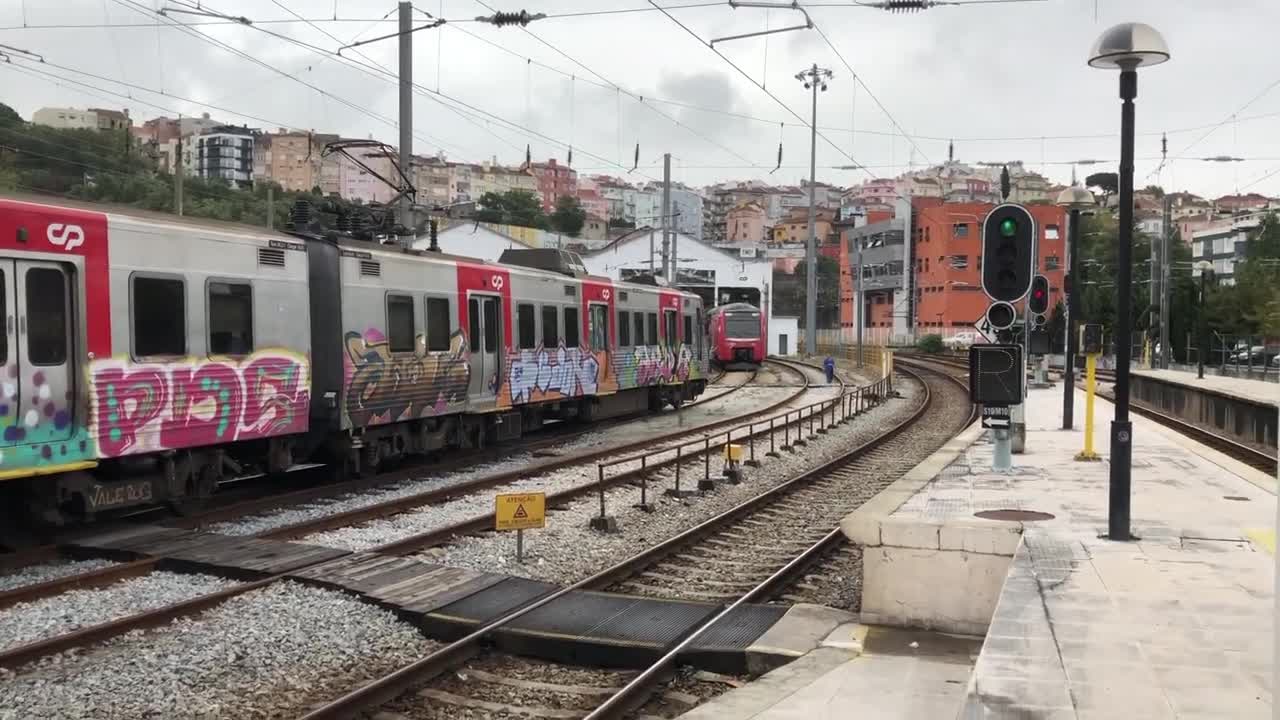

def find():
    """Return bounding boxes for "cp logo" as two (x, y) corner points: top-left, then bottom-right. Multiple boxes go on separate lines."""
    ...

(47, 224), (85, 251)
(601, 289), (611, 300)
(490, 274), (505, 290)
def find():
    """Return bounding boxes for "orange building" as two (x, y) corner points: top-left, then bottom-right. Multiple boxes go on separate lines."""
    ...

(911, 199), (1067, 334)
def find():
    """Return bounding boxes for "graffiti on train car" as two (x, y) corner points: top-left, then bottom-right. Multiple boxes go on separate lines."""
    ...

(505, 344), (616, 405)
(91, 351), (311, 458)
(343, 328), (471, 426)
(616, 344), (694, 388)
(0, 363), (96, 469)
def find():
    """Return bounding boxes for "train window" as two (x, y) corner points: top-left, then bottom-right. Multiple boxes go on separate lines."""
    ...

(589, 304), (608, 351)
(0, 270), (6, 363)
(26, 268), (67, 366)
(208, 281), (253, 355)
(517, 304), (537, 350)
(468, 299), (480, 351)
(426, 297), (451, 351)
(541, 305), (558, 347)
(683, 315), (693, 349)
(618, 311), (631, 346)
(696, 308), (704, 359)
(647, 313), (658, 346)
(386, 294), (415, 353)
(132, 275), (185, 357)
(564, 307), (580, 348)
(633, 313), (645, 346)
(664, 310), (677, 345)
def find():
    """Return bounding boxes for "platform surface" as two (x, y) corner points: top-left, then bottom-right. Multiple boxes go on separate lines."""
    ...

(685, 383), (1277, 719)
(1131, 367), (1280, 408)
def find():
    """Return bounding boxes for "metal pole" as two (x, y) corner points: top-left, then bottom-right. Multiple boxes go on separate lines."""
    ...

(1109, 67), (1137, 542)
(1063, 207), (1081, 429)
(397, 1), (413, 237)
(1198, 271), (1208, 379)
(174, 136), (184, 216)
(649, 227), (655, 274)
(662, 153), (672, 282)
(855, 238), (864, 367)
(805, 63), (819, 356)
(1160, 195), (1172, 368)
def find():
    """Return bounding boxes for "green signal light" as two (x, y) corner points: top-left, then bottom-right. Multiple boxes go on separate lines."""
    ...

(999, 218), (1017, 237)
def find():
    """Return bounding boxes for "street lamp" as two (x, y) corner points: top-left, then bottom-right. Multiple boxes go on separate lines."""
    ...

(796, 64), (834, 355)
(1056, 184), (1096, 431)
(1089, 22), (1170, 542)
(1195, 260), (1214, 379)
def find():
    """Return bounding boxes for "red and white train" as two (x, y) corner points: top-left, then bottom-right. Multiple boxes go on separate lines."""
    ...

(707, 303), (767, 369)
(0, 195), (708, 525)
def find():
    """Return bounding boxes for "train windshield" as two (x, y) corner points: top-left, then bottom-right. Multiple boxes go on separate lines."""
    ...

(725, 311), (761, 339)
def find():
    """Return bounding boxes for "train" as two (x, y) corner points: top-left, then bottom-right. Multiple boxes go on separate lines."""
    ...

(707, 302), (767, 369)
(0, 195), (708, 525)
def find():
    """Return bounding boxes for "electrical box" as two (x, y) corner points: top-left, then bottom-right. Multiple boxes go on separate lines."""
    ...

(1029, 329), (1052, 355)
(968, 344), (1024, 406)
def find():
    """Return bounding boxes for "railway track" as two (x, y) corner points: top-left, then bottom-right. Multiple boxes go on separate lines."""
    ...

(291, 362), (972, 720)
(898, 351), (1277, 475)
(0, 360), (847, 675)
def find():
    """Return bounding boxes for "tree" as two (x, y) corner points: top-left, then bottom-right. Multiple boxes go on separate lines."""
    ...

(549, 194), (586, 237)
(1141, 185), (1164, 197)
(475, 189), (547, 229)
(1085, 172), (1118, 206)
(0, 102), (21, 127)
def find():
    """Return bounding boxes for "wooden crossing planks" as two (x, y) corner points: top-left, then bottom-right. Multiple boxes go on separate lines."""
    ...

(68, 525), (349, 576)
(288, 552), (507, 617)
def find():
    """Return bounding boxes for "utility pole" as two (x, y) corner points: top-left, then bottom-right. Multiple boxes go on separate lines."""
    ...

(1160, 194), (1171, 368)
(796, 64), (832, 354)
(397, 1), (413, 242)
(855, 237), (864, 366)
(662, 153), (673, 282)
(175, 136), (184, 217)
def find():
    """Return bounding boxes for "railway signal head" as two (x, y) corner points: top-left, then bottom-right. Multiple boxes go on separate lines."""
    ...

(985, 301), (1017, 331)
(981, 203), (1036, 303)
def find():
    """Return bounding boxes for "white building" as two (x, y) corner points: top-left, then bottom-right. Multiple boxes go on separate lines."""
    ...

(32, 107), (99, 130)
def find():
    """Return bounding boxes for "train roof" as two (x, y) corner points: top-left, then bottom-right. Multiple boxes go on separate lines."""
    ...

(709, 302), (762, 314)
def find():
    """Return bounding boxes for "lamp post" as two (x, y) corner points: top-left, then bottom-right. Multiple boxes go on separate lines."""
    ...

(796, 64), (833, 354)
(1056, 185), (1095, 430)
(1195, 260), (1213, 379)
(1088, 22), (1170, 542)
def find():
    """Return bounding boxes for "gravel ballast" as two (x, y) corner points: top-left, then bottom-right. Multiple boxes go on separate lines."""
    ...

(412, 378), (919, 584)
(211, 384), (802, 538)
(0, 580), (437, 720)
(0, 559), (120, 594)
(0, 571), (237, 652)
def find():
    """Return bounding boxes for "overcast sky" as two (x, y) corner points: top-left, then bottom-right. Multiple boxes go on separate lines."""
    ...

(2, 0), (1278, 198)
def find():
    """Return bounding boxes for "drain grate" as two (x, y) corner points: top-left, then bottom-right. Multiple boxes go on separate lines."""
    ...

(975, 509), (1055, 522)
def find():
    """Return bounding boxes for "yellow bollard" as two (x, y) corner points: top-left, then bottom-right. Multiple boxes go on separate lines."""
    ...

(1075, 352), (1102, 461)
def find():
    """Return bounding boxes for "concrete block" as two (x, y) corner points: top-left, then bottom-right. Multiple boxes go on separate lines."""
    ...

(819, 622), (868, 653)
(745, 603), (856, 675)
(861, 546), (1012, 635)
(675, 647), (857, 720)
(879, 519), (941, 549)
(840, 514), (883, 547)
(939, 522), (1023, 556)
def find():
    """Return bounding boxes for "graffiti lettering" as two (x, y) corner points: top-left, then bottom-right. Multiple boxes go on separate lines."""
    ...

(88, 480), (154, 510)
(619, 344), (693, 388)
(343, 329), (470, 427)
(508, 345), (604, 404)
(91, 351), (310, 458)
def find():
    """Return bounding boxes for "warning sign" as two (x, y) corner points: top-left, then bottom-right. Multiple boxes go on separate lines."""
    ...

(495, 492), (546, 532)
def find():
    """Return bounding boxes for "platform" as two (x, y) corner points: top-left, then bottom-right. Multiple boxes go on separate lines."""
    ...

(686, 383), (1276, 719)
(1127, 368), (1278, 461)
(1131, 368), (1279, 408)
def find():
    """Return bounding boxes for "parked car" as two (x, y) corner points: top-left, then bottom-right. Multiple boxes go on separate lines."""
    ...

(944, 332), (978, 350)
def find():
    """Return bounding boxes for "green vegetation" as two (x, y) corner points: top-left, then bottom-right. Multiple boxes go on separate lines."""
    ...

(549, 194), (586, 237)
(0, 100), (365, 230)
(916, 333), (945, 353)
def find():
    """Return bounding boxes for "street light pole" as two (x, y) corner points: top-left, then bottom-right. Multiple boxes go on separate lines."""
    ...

(797, 64), (832, 354)
(1196, 260), (1213, 379)
(1089, 22), (1170, 542)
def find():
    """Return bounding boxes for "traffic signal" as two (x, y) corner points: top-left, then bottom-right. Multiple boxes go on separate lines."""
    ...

(1081, 324), (1103, 354)
(986, 301), (1017, 330)
(1028, 275), (1049, 328)
(981, 203), (1036, 303)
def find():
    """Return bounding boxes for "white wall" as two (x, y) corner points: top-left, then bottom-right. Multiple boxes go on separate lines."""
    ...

(771, 316), (799, 356)
(416, 223), (529, 260)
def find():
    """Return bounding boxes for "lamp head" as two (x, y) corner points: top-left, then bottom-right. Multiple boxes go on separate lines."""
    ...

(1088, 22), (1170, 70)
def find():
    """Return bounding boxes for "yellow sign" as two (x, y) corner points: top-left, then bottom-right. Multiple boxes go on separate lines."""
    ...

(495, 492), (546, 531)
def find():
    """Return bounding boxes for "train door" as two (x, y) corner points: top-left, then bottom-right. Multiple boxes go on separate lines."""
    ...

(0, 260), (75, 448)
(467, 294), (502, 401)
(663, 309), (678, 347)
